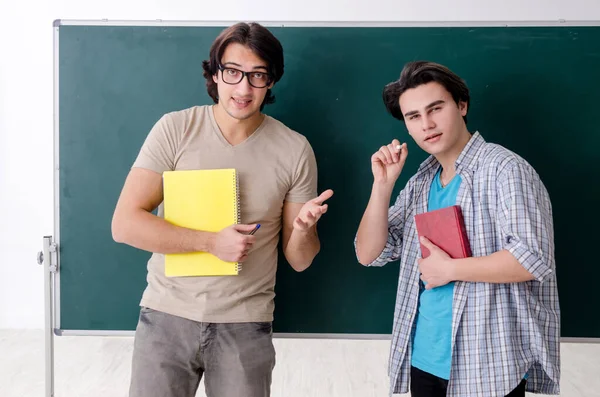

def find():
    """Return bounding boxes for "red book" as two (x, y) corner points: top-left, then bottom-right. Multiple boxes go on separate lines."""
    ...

(414, 205), (472, 259)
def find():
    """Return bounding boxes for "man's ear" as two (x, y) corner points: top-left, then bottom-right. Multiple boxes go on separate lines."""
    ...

(459, 101), (468, 116)
(212, 74), (218, 84)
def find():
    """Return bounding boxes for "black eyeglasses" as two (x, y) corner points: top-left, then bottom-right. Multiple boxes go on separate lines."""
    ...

(218, 64), (272, 88)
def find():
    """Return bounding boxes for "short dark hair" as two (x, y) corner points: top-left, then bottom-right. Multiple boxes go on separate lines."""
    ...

(202, 22), (284, 110)
(382, 61), (470, 124)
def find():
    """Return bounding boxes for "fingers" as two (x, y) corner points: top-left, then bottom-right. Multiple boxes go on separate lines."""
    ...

(234, 241), (253, 262)
(313, 189), (334, 205)
(313, 206), (327, 216)
(232, 224), (258, 233)
(371, 151), (387, 165)
(419, 236), (433, 249)
(387, 143), (399, 162)
(233, 235), (255, 255)
(379, 145), (393, 164)
(420, 274), (435, 289)
(295, 219), (307, 230)
(242, 236), (256, 247)
(294, 204), (329, 232)
(389, 140), (408, 163)
(295, 192), (334, 231)
(305, 208), (325, 222)
(398, 142), (408, 164)
(236, 248), (249, 261)
(374, 141), (405, 165)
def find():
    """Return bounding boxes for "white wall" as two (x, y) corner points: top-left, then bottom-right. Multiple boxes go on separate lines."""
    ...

(0, 0), (598, 329)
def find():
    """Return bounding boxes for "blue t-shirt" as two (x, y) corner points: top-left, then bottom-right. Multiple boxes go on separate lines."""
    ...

(411, 167), (462, 380)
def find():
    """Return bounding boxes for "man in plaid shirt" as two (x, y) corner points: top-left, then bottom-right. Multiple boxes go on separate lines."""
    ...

(355, 61), (560, 397)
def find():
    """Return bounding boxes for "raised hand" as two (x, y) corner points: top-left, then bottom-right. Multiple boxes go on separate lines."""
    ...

(371, 139), (408, 186)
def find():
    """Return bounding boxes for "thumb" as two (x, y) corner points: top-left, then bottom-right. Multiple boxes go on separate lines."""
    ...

(232, 224), (258, 233)
(420, 236), (436, 250)
(313, 189), (334, 204)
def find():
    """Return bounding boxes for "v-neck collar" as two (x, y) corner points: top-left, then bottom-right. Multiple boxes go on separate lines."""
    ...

(435, 166), (459, 189)
(208, 105), (268, 149)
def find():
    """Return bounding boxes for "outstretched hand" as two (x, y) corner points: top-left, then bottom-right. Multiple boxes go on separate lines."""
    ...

(293, 189), (334, 232)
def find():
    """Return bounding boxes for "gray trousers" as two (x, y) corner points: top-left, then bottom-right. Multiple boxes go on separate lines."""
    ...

(129, 307), (276, 397)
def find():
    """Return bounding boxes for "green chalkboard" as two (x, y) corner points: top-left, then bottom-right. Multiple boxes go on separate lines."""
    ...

(57, 22), (600, 338)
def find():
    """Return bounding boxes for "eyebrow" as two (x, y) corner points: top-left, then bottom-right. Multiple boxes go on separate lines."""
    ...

(403, 100), (446, 118)
(222, 62), (268, 71)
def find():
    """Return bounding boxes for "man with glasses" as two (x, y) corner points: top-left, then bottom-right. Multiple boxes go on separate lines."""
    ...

(112, 22), (333, 397)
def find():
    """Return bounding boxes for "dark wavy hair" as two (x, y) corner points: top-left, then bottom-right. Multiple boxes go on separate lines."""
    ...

(383, 61), (470, 124)
(202, 22), (284, 110)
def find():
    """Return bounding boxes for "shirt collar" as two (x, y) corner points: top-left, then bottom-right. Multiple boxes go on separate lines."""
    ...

(415, 131), (486, 179)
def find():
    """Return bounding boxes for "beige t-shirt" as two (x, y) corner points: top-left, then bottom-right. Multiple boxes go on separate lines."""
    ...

(132, 105), (318, 322)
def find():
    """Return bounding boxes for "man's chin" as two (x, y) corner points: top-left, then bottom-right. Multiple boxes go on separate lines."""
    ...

(225, 106), (260, 121)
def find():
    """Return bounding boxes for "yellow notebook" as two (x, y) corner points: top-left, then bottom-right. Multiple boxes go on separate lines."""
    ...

(162, 168), (241, 277)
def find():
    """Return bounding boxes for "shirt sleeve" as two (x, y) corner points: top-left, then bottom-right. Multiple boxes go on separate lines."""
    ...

(355, 184), (409, 267)
(132, 113), (180, 174)
(284, 140), (318, 203)
(497, 162), (555, 282)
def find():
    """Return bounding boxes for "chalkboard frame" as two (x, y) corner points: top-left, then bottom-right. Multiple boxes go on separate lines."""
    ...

(50, 19), (600, 342)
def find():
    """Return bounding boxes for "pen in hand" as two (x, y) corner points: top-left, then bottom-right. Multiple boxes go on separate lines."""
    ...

(248, 224), (261, 235)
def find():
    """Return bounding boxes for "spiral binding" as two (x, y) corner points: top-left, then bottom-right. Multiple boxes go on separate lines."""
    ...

(234, 170), (241, 225)
(234, 170), (242, 273)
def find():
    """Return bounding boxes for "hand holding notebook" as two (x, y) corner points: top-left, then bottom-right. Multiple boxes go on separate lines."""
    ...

(414, 205), (472, 259)
(163, 168), (249, 277)
(209, 224), (258, 263)
(414, 205), (472, 289)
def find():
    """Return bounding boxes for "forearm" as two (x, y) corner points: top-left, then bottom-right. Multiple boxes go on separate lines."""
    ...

(452, 250), (535, 283)
(355, 183), (395, 265)
(284, 227), (320, 272)
(112, 208), (214, 254)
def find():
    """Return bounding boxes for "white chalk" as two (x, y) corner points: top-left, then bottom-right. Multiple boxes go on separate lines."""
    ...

(395, 144), (402, 150)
